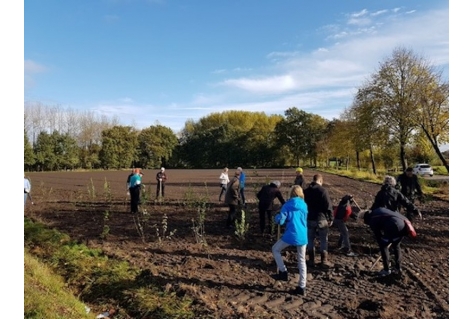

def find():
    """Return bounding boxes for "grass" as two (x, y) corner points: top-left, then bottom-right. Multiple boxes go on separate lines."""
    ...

(24, 250), (96, 319)
(24, 217), (197, 318)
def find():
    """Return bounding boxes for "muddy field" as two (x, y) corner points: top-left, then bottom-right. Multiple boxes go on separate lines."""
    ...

(24, 168), (449, 319)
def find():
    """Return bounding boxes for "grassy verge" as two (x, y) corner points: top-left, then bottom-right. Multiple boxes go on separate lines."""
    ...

(25, 250), (96, 319)
(24, 218), (198, 319)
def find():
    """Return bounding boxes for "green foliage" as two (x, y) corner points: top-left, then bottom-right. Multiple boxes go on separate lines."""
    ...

(234, 209), (250, 244)
(184, 184), (209, 246)
(137, 125), (178, 168)
(24, 129), (36, 170)
(99, 125), (138, 169)
(87, 178), (96, 201)
(24, 218), (196, 318)
(24, 250), (96, 319)
(100, 210), (111, 239)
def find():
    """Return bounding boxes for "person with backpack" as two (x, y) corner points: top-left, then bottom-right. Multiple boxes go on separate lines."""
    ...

(271, 185), (308, 296)
(218, 167), (230, 202)
(371, 175), (422, 222)
(256, 181), (286, 234)
(359, 207), (417, 276)
(333, 194), (358, 257)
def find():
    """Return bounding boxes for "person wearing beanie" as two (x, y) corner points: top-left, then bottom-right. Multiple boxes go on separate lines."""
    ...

(256, 181), (286, 234)
(371, 175), (422, 221)
(156, 167), (167, 198)
(294, 167), (305, 188)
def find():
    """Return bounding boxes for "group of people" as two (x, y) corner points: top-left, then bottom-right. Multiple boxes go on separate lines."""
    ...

(266, 167), (424, 296)
(220, 167), (247, 227)
(126, 167), (168, 214)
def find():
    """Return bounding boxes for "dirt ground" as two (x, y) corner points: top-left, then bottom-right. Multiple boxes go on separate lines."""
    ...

(24, 168), (449, 319)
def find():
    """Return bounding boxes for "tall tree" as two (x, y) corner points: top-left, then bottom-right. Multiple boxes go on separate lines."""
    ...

(370, 47), (435, 170)
(24, 129), (35, 171)
(274, 107), (314, 166)
(137, 125), (178, 168)
(99, 126), (138, 169)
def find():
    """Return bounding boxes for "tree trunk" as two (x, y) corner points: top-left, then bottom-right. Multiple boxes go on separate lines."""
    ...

(370, 145), (377, 175)
(356, 151), (361, 171)
(420, 125), (449, 172)
(400, 143), (407, 171)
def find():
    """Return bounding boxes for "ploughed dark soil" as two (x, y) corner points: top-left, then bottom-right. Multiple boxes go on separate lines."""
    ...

(24, 168), (449, 319)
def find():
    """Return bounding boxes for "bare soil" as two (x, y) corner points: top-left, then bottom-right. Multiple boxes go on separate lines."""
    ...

(24, 169), (449, 319)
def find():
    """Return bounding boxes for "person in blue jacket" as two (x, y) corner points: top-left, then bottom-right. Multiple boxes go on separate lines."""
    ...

(271, 185), (308, 296)
(129, 168), (143, 214)
(236, 167), (246, 207)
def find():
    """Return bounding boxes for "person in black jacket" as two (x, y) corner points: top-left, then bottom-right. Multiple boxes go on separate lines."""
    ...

(303, 174), (333, 268)
(360, 207), (417, 276)
(396, 167), (424, 203)
(371, 175), (422, 221)
(256, 181), (286, 234)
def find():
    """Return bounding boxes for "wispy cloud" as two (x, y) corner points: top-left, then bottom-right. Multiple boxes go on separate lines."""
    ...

(222, 75), (296, 94)
(24, 60), (48, 90)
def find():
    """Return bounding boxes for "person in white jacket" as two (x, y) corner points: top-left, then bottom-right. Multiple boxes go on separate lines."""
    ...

(24, 175), (32, 206)
(218, 167), (230, 202)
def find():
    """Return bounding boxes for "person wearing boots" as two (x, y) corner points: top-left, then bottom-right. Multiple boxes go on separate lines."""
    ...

(359, 207), (417, 276)
(218, 167), (230, 202)
(256, 181), (286, 234)
(271, 185), (308, 296)
(225, 171), (241, 228)
(371, 175), (422, 222)
(303, 173), (333, 268)
(156, 167), (167, 198)
(236, 167), (246, 207)
(333, 194), (358, 257)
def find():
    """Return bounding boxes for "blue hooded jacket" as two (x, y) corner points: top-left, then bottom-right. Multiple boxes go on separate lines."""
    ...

(275, 197), (308, 246)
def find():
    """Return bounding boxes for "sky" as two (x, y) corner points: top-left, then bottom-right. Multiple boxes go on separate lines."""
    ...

(23, 0), (449, 136)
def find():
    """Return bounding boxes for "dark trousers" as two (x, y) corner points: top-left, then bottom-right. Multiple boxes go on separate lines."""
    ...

(379, 237), (403, 271)
(130, 186), (141, 213)
(156, 181), (165, 197)
(240, 188), (246, 205)
(259, 209), (273, 233)
(219, 184), (227, 201)
(227, 204), (237, 227)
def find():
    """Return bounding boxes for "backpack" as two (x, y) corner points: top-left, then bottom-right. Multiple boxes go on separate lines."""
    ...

(333, 195), (353, 221)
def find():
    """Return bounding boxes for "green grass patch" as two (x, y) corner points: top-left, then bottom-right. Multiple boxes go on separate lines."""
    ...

(24, 218), (197, 318)
(24, 250), (96, 319)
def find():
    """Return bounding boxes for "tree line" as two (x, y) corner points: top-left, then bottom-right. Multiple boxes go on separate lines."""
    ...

(24, 47), (448, 173)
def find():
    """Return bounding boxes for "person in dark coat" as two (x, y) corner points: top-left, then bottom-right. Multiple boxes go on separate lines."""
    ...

(225, 172), (241, 228)
(303, 173), (333, 268)
(396, 167), (424, 204)
(371, 175), (422, 221)
(256, 181), (286, 234)
(359, 207), (417, 276)
(156, 167), (167, 198)
(294, 167), (305, 188)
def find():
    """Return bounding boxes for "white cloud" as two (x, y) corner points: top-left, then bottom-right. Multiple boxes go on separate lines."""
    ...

(371, 10), (388, 17)
(24, 60), (47, 74)
(222, 75), (296, 94)
(351, 9), (369, 18)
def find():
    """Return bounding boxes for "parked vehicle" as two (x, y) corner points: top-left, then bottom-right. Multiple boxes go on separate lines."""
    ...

(413, 163), (434, 177)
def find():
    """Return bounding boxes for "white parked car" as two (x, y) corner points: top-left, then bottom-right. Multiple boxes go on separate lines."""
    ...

(413, 163), (434, 177)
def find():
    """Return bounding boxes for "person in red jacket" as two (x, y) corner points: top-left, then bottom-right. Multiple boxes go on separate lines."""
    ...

(333, 194), (358, 257)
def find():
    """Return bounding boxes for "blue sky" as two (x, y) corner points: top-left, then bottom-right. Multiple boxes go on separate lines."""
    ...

(23, 0), (449, 135)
